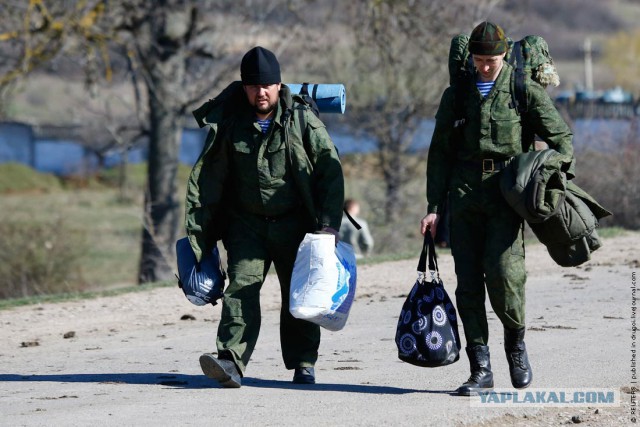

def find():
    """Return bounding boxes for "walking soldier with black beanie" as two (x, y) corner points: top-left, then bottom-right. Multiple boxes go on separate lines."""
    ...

(186, 46), (344, 387)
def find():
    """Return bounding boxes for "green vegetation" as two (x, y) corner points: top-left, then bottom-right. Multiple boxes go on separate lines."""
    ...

(0, 214), (88, 299)
(0, 161), (195, 302)
(1, 189), (142, 294)
(0, 162), (62, 193)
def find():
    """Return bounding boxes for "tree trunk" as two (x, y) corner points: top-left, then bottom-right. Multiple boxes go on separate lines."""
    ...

(138, 74), (182, 284)
(139, 87), (181, 283)
(379, 133), (406, 224)
(138, 101), (181, 283)
(137, 2), (190, 284)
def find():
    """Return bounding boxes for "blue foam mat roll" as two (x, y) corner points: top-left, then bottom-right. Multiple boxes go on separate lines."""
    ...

(286, 83), (346, 114)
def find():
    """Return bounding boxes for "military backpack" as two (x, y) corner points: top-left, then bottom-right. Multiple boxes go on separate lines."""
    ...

(448, 33), (560, 151)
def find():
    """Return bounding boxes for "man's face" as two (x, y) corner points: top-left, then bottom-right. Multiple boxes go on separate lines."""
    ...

(244, 83), (281, 117)
(472, 52), (506, 82)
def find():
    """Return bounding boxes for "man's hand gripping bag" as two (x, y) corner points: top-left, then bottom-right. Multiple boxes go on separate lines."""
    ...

(176, 237), (225, 306)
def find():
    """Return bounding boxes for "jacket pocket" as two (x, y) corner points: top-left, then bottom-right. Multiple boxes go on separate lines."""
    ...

(230, 139), (254, 172)
(490, 104), (521, 147)
(266, 141), (288, 180)
(231, 140), (252, 154)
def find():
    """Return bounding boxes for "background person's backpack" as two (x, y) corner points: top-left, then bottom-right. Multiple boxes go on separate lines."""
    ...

(448, 33), (560, 151)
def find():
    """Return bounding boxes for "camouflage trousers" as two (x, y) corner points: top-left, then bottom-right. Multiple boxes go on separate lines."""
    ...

(448, 166), (527, 346)
(217, 210), (320, 374)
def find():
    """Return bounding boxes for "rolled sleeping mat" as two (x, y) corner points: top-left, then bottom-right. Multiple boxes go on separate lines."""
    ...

(286, 83), (346, 114)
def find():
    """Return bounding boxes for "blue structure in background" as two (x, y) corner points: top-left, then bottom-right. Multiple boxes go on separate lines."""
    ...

(0, 122), (34, 166)
(0, 123), (209, 177)
(34, 139), (99, 175)
(555, 87), (637, 119)
(180, 127), (208, 164)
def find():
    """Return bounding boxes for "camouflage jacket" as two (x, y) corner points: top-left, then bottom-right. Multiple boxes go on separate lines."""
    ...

(500, 149), (611, 267)
(426, 61), (574, 215)
(185, 83), (344, 262)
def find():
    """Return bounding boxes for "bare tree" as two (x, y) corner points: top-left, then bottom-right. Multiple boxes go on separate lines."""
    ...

(339, 1), (477, 224)
(0, 0), (109, 117)
(1, 0), (319, 283)
(111, 0), (313, 283)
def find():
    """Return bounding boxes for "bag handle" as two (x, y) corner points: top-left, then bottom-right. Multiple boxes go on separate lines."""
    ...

(417, 231), (439, 275)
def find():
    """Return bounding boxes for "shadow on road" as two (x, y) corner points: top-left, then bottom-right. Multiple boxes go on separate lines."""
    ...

(0, 373), (211, 389)
(0, 373), (453, 395)
(244, 378), (451, 395)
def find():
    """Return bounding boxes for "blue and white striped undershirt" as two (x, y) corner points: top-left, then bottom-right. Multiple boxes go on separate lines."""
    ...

(257, 118), (272, 134)
(476, 81), (495, 97)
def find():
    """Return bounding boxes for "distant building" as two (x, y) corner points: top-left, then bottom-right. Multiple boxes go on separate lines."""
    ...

(0, 122), (35, 166)
(555, 87), (636, 119)
(0, 121), (208, 177)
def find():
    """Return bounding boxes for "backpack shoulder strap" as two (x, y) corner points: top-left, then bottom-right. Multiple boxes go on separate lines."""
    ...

(284, 94), (361, 231)
(508, 41), (528, 115)
(286, 97), (310, 143)
(298, 82), (320, 117)
(453, 56), (473, 128)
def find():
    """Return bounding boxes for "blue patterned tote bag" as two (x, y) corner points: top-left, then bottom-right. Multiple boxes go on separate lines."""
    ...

(395, 232), (461, 367)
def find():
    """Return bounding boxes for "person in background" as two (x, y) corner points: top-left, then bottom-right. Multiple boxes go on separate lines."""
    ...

(340, 199), (374, 259)
(185, 46), (344, 388)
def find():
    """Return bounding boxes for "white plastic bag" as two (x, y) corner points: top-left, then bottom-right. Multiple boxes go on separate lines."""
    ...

(290, 233), (357, 331)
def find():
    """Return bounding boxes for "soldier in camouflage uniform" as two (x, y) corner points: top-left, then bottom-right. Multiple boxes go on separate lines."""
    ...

(186, 46), (344, 388)
(420, 22), (573, 395)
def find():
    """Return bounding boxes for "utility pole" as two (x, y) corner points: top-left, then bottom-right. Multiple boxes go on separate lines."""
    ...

(583, 37), (593, 92)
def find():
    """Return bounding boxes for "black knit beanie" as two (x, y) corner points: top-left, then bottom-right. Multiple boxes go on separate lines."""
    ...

(240, 46), (281, 85)
(469, 22), (508, 55)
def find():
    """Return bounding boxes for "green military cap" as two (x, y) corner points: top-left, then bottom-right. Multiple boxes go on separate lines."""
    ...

(469, 21), (508, 55)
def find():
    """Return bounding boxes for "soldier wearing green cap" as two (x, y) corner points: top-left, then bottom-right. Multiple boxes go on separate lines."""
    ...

(186, 46), (344, 388)
(420, 22), (574, 395)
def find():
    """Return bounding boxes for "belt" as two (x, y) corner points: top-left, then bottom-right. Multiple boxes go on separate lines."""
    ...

(262, 213), (288, 222)
(460, 157), (513, 173)
(259, 207), (301, 222)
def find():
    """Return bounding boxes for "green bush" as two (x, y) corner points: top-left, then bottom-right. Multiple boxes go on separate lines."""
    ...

(0, 216), (88, 299)
(0, 162), (62, 193)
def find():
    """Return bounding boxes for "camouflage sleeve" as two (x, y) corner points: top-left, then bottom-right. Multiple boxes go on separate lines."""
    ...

(304, 111), (345, 230)
(185, 124), (230, 262)
(427, 87), (457, 214)
(525, 82), (576, 178)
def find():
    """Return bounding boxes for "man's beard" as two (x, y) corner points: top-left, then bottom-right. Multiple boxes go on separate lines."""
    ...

(254, 98), (278, 115)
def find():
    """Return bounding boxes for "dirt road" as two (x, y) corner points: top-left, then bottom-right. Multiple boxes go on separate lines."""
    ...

(1, 232), (637, 426)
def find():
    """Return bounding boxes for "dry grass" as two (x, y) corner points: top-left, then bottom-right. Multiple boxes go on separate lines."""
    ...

(1, 189), (144, 290)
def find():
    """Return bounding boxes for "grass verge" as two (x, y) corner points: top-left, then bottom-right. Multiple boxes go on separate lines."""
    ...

(0, 280), (175, 311)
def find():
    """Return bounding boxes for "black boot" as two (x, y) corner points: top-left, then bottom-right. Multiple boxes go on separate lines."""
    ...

(504, 327), (532, 389)
(456, 345), (494, 396)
